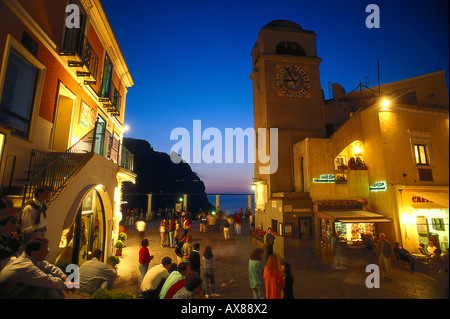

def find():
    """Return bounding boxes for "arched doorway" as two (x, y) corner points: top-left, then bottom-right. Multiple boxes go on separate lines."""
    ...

(55, 188), (106, 267)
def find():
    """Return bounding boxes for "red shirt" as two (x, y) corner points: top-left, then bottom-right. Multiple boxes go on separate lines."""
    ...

(139, 246), (151, 264)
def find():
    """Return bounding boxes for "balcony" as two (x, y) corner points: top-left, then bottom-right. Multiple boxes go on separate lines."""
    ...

(98, 80), (122, 117)
(310, 169), (370, 200)
(59, 32), (99, 85)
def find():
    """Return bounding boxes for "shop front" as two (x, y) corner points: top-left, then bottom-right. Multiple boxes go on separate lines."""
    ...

(316, 207), (392, 266)
(397, 186), (449, 255)
(55, 188), (107, 268)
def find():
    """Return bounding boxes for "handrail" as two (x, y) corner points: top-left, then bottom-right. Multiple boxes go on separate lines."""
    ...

(22, 120), (135, 207)
(21, 126), (97, 206)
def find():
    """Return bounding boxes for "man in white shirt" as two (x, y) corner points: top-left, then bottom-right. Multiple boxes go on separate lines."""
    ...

(427, 242), (437, 255)
(0, 237), (68, 298)
(141, 256), (172, 299)
(20, 185), (51, 240)
(79, 249), (117, 294)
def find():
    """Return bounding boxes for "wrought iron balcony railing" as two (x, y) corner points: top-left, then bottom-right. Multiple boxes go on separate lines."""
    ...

(98, 79), (122, 116)
(59, 32), (99, 84)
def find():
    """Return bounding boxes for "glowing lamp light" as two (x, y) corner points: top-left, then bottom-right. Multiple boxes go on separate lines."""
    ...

(251, 183), (256, 190)
(179, 197), (183, 202)
(353, 144), (362, 156)
(381, 99), (390, 110)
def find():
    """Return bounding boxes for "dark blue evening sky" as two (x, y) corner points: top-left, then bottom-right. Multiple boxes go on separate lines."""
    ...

(101, 0), (449, 194)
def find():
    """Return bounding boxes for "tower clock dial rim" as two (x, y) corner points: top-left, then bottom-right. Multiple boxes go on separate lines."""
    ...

(276, 64), (311, 98)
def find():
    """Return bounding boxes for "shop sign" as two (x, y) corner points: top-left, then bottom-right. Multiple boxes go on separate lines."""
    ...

(369, 181), (386, 191)
(313, 173), (347, 184)
(313, 174), (335, 183)
(412, 196), (433, 203)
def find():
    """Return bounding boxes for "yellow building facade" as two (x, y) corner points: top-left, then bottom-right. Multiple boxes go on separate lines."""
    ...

(251, 21), (449, 261)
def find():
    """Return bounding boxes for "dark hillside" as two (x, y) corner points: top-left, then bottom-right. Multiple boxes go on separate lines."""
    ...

(122, 138), (214, 215)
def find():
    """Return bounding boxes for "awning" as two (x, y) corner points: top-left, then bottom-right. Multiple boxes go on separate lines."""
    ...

(319, 210), (392, 223)
(413, 191), (449, 208)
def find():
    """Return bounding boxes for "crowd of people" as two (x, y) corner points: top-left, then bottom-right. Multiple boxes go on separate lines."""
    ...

(1, 188), (448, 299)
(0, 186), (75, 298)
(133, 207), (294, 299)
(0, 186), (120, 299)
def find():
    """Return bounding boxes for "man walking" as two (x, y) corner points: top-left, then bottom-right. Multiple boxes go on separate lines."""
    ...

(135, 218), (146, 243)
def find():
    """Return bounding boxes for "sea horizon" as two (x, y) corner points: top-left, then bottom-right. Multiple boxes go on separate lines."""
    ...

(207, 194), (254, 215)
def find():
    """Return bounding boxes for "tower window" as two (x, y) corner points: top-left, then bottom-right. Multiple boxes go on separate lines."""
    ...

(276, 41), (306, 56)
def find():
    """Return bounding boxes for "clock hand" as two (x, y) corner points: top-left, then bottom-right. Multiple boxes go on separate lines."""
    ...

(286, 70), (300, 85)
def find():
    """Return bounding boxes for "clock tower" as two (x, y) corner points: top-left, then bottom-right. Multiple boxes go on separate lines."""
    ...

(250, 20), (326, 199)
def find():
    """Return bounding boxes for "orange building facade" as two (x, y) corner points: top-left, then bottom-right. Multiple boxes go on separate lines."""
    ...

(0, 0), (135, 266)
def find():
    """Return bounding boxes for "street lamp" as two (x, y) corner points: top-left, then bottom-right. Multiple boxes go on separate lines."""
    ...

(380, 98), (390, 111)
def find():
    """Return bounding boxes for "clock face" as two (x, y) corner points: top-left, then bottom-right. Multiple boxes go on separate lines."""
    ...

(276, 64), (311, 98)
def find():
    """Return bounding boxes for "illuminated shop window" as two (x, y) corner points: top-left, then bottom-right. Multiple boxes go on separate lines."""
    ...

(56, 188), (105, 267)
(431, 218), (445, 231)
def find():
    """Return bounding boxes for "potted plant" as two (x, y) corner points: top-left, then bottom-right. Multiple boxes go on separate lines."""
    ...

(114, 240), (124, 256)
(107, 255), (120, 268)
(118, 232), (127, 243)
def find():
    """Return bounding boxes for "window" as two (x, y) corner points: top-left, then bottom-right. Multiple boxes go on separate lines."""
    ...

(408, 130), (433, 166)
(99, 54), (113, 98)
(0, 49), (39, 138)
(414, 144), (429, 165)
(431, 218), (445, 231)
(62, 0), (86, 55)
